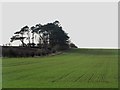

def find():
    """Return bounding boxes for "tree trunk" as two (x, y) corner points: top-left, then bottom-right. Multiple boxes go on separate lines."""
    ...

(32, 32), (34, 47)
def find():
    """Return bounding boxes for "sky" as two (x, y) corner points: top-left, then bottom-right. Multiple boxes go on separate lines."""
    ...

(1, 2), (118, 48)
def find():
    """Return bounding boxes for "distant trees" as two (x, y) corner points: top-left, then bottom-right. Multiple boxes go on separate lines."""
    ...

(39, 21), (70, 51)
(10, 26), (29, 47)
(4, 20), (78, 57)
(10, 21), (70, 51)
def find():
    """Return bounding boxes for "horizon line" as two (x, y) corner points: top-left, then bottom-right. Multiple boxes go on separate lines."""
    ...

(1, 45), (119, 49)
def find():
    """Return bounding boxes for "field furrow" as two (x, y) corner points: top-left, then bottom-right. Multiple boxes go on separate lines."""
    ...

(2, 49), (118, 88)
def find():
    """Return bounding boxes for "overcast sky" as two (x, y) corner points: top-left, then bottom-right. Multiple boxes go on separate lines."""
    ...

(1, 2), (118, 48)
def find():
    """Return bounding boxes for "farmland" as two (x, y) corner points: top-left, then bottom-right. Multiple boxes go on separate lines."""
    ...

(2, 49), (118, 88)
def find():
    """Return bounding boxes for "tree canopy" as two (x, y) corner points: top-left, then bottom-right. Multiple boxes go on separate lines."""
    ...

(10, 20), (70, 51)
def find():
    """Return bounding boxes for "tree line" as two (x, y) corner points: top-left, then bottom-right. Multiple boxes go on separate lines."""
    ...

(2, 20), (77, 57)
(10, 20), (77, 51)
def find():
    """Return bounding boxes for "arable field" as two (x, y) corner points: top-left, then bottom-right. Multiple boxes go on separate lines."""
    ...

(2, 49), (118, 88)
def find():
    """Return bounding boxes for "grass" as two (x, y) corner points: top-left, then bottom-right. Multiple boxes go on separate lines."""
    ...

(2, 49), (118, 88)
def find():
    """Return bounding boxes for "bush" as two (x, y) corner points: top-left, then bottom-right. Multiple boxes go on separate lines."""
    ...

(69, 43), (78, 48)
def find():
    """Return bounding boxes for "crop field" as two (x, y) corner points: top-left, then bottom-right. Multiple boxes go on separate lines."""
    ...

(2, 49), (118, 88)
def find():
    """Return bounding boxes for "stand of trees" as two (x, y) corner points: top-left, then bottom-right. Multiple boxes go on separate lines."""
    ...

(2, 20), (77, 57)
(10, 21), (70, 51)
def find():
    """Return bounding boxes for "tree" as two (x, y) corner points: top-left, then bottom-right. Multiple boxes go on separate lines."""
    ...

(69, 43), (78, 48)
(30, 26), (36, 47)
(24, 26), (30, 46)
(10, 26), (29, 47)
(31, 24), (44, 47)
(41, 20), (70, 50)
(10, 35), (26, 46)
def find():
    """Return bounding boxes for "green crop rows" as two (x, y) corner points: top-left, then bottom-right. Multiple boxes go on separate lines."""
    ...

(2, 49), (118, 88)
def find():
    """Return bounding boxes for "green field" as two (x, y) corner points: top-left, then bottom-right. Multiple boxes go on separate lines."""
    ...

(2, 49), (118, 88)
